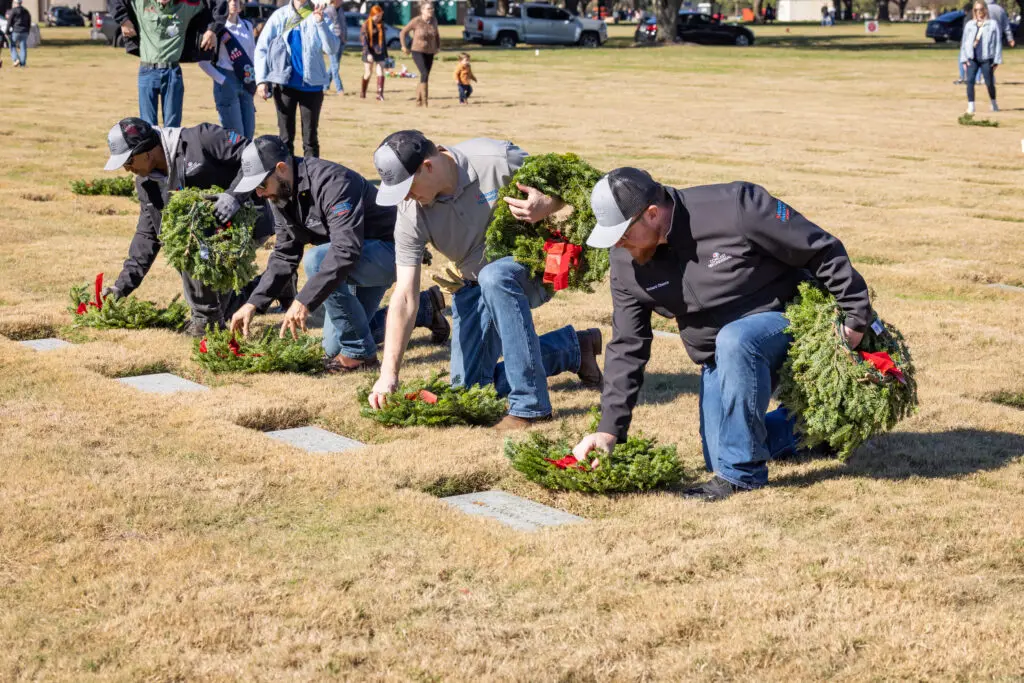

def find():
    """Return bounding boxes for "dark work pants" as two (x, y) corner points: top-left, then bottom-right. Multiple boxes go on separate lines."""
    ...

(180, 205), (281, 326)
(273, 86), (325, 158)
(458, 83), (473, 103)
(966, 59), (996, 102)
(411, 51), (434, 83)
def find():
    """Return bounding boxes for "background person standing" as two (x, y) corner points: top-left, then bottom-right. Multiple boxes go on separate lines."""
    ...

(254, 0), (339, 158)
(400, 0), (440, 107)
(361, 5), (388, 100)
(961, 0), (1003, 113)
(324, 0), (346, 94)
(7, 0), (31, 67)
(199, 0), (257, 138)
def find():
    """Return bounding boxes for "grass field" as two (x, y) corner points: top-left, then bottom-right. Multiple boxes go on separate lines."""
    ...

(3, 21), (1024, 680)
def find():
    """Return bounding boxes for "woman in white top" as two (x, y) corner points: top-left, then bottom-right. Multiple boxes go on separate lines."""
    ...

(200, 0), (258, 138)
(959, 0), (1003, 114)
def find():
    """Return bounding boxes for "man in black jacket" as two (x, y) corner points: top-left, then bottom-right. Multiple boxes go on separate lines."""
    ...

(572, 168), (871, 501)
(227, 135), (449, 370)
(102, 116), (282, 336)
(7, 0), (32, 67)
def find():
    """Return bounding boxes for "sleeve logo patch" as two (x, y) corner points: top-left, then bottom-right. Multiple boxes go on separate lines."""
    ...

(775, 200), (791, 222)
(331, 201), (353, 217)
(227, 131), (240, 144)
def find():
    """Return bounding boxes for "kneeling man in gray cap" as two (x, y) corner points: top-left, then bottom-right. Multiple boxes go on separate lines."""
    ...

(573, 168), (872, 501)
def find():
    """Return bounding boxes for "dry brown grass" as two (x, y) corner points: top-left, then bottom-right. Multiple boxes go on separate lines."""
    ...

(3, 23), (1024, 680)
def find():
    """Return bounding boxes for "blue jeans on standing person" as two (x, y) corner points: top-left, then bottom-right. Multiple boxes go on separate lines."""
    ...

(449, 256), (580, 418)
(213, 69), (256, 139)
(327, 44), (345, 93)
(138, 64), (184, 127)
(9, 30), (27, 65)
(966, 59), (996, 103)
(699, 311), (799, 490)
(958, 58), (983, 83)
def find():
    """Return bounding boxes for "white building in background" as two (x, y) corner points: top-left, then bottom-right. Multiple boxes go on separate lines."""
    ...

(777, 0), (826, 21)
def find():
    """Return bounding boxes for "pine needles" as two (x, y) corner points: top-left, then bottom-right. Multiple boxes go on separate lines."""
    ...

(192, 326), (325, 374)
(958, 113), (999, 127)
(485, 153), (609, 292)
(161, 188), (260, 294)
(778, 282), (918, 461)
(68, 282), (188, 331)
(357, 373), (507, 427)
(69, 176), (137, 197)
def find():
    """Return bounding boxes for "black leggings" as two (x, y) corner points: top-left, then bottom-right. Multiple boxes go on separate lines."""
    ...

(273, 86), (324, 158)
(966, 59), (996, 102)
(411, 51), (434, 83)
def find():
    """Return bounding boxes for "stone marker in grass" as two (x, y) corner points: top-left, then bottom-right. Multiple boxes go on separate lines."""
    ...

(265, 426), (364, 453)
(117, 373), (209, 395)
(441, 490), (584, 532)
(18, 338), (73, 352)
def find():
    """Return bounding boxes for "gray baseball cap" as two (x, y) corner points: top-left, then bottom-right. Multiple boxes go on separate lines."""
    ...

(586, 167), (663, 249)
(104, 117), (159, 171)
(373, 130), (432, 206)
(234, 135), (291, 193)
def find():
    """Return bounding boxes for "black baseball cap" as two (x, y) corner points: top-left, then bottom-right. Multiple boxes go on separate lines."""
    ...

(234, 135), (292, 193)
(373, 130), (432, 206)
(104, 117), (160, 171)
(587, 168), (663, 248)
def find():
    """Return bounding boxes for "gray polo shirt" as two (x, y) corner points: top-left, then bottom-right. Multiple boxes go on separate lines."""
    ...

(394, 138), (528, 281)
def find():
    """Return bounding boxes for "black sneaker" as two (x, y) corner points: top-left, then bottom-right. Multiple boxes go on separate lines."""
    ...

(681, 475), (747, 502)
(426, 285), (451, 344)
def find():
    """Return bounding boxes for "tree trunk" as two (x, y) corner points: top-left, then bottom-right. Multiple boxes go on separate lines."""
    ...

(579, 0), (590, 16)
(896, 0), (908, 18)
(876, 0), (890, 20)
(565, 0), (580, 14)
(497, 0), (509, 15)
(473, 0), (486, 16)
(752, 0), (763, 22)
(842, 0), (853, 20)
(653, 0), (683, 39)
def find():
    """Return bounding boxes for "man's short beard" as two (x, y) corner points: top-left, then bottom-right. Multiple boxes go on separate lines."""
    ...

(271, 177), (294, 207)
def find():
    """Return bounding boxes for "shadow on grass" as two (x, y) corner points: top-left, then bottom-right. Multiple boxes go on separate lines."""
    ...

(773, 428), (1024, 485)
(758, 34), (950, 51)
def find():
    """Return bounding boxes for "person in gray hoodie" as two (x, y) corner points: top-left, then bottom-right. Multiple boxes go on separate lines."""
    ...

(961, 0), (1004, 113)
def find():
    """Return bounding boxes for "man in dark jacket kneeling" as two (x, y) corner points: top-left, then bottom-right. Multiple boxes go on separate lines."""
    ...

(573, 168), (872, 501)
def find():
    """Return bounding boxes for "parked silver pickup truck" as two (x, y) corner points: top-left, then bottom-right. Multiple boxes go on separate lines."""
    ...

(464, 2), (608, 48)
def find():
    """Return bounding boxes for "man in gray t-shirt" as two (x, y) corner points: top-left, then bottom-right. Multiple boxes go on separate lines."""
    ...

(366, 130), (604, 429)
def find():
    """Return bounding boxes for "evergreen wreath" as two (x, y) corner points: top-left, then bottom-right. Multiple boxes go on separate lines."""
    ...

(68, 274), (188, 331)
(70, 176), (137, 197)
(161, 187), (260, 294)
(778, 282), (918, 461)
(357, 373), (507, 427)
(192, 326), (325, 374)
(484, 153), (609, 292)
(505, 410), (685, 494)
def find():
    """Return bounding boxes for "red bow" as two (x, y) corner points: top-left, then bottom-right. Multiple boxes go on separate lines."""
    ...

(404, 389), (439, 404)
(76, 273), (104, 315)
(545, 454), (586, 470)
(859, 350), (906, 384)
(542, 238), (583, 291)
(198, 337), (262, 358)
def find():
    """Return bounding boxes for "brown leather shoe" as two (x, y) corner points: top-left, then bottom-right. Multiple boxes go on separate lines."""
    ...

(325, 355), (380, 374)
(426, 285), (451, 344)
(576, 327), (603, 389)
(493, 413), (553, 432)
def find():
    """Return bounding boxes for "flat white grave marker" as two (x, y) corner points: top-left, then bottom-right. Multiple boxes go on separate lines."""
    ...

(988, 283), (1024, 293)
(441, 490), (585, 532)
(118, 373), (209, 395)
(265, 426), (363, 453)
(19, 338), (72, 352)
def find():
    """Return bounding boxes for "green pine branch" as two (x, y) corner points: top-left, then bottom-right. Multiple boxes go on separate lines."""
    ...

(777, 282), (919, 461)
(192, 326), (324, 374)
(68, 284), (188, 331)
(357, 373), (507, 427)
(484, 153), (609, 292)
(69, 176), (137, 197)
(161, 187), (260, 294)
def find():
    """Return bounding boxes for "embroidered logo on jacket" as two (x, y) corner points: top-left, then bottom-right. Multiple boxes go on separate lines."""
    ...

(775, 200), (791, 222)
(478, 188), (499, 205)
(707, 252), (732, 268)
(331, 201), (353, 217)
(185, 161), (202, 175)
(645, 281), (670, 292)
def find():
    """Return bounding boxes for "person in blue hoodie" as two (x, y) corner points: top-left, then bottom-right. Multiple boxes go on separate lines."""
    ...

(253, 0), (339, 158)
(960, 0), (1003, 113)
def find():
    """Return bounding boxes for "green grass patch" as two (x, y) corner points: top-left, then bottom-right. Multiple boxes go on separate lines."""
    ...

(958, 113), (999, 127)
(989, 391), (1024, 410)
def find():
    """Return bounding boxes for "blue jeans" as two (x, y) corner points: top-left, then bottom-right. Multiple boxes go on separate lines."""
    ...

(966, 59), (996, 102)
(213, 69), (256, 139)
(458, 83), (473, 103)
(368, 292), (435, 346)
(138, 64), (184, 127)
(450, 256), (580, 418)
(327, 44), (344, 92)
(959, 58), (983, 83)
(699, 311), (798, 489)
(9, 31), (27, 65)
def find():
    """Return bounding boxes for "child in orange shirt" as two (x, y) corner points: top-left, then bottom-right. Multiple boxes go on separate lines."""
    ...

(454, 52), (478, 104)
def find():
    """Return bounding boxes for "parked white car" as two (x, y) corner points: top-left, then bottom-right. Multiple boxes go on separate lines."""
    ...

(464, 2), (608, 48)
